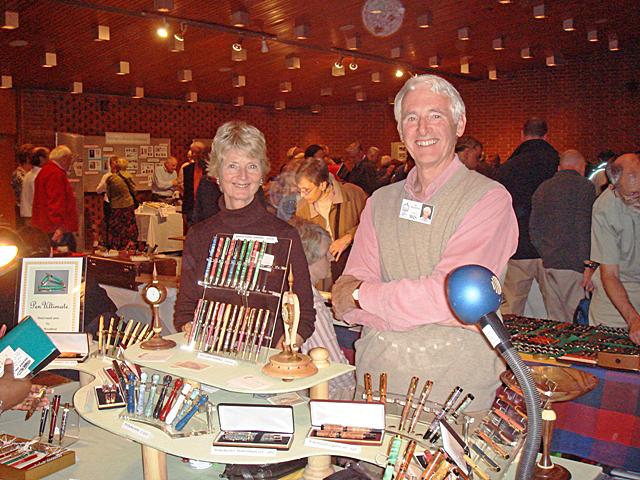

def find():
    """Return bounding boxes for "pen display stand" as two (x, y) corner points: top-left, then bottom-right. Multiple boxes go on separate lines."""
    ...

(190, 233), (292, 364)
(37, 404), (80, 449)
(0, 434), (75, 480)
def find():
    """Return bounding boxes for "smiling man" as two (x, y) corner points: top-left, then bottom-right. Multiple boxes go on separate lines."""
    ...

(332, 74), (518, 410)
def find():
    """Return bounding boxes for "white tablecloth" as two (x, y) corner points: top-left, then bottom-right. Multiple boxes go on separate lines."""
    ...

(135, 209), (183, 253)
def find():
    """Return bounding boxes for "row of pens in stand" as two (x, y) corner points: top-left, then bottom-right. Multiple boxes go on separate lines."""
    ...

(202, 235), (275, 292)
(106, 361), (207, 432)
(188, 302), (273, 361)
(97, 315), (155, 356)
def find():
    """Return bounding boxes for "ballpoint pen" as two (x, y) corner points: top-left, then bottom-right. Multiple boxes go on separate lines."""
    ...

(136, 372), (148, 416)
(175, 394), (208, 431)
(127, 322), (142, 347)
(97, 315), (104, 355)
(215, 304), (234, 353)
(111, 318), (126, 354)
(224, 240), (242, 287)
(382, 435), (402, 480)
(243, 240), (261, 289)
(127, 373), (136, 414)
(213, 237), (231, 285)
(203, 235), (219, 282)
(177, 388), (200, 419)
(222, 306), (240, 352)
(254, 310), (271, 360)
(48, 394), (61, 443)
(25, 387), (47, 421)
(165, 383), (192, 425)
(240, 308), (257, 359)
(231, 239), (249, 288)
(408, 380), (433, 433)
(396, 440), (417, 480)
(38, 404), (50, 438)
(58, 403), (70, 444)
(219, 238), (236, 288)
(105, 316), (115, 355)
(153, 375), (172, 419)
(249, 241), (268, 291)
(136, 324), (149, 346)
(208, 235), (226, 284)
(452, 393), (475, 419)
(424, 386), (463, 441)
(144, 374), (160, 418)
(399, 376), (419, 431)
(120, 319), (134, 350)
(237, 240), (255, 289)
(379, 373), (387, 404)
(364, 373), (373, 402)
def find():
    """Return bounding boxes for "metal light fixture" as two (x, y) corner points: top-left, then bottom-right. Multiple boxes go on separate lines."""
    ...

(608, 34), (620, 51)
(43, 52), (57, 68)
(260, 38), (269, 53)
(311, 104), (321, 114)
(521, 47), (533, 59)
(285, 54), (300, 69)
(231, 9), (249, 28)
(587, 29), (598, 42)
(394, 67), (404, 78)
(417, 12), (432, 28)
(232, 44), (247, 62)
(71, 81), (83, 94)
(116, 61), (130, 75)
(233, 74), (246, 88)
(371, 71), (381, 83)
(457, 27), (470, 41)
(95, 24), (110, 41)
(178, 69), (192, 82)
(2, 10), (19, 29)
(492, 37), (505, 50)
(460, 57), (470, 74)
(562, 18), (575, 32)
(355, 90), (366, 102)
(274, 100), (286, 111)
(1, 75), (13, 89)
(533, 4), (546, 19)
(488, 67), (498, 80)
(294, 23), (309, 40)
(429, 55), (441, 68)
(186, 91), (198, 103)
(232, 39), (243, 52)
(546, 52), (564, 67)
(332, 60), (345, 77)
(156, 20), (169, 38)
(169, 35), (184, 52)
(390, 46), (402, 58)
(153, 0), (173, 12)
(320, 87), (333, 96)
(346, 33), (360, 50)
(349, 61), (358, 71)
(0, 227), (21, 274)
(174, 22), (187, 41)
(132, 86), (144, 99)
(233, 96), (244, 107)
(279, 81), (292, 93)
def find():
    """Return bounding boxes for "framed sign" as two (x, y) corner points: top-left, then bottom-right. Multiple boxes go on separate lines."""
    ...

(17, 257), (85, 332)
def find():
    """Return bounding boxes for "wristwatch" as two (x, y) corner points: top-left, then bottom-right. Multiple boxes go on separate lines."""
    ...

(352, 283), (362, 309)
(584, 260), (600, 270)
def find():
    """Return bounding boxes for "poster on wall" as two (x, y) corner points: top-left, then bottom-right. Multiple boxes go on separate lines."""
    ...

(139, 145), (152, 158)
(125, 147), (138, 160)
(154, 144), (168, 158)
(87, 147), (102, 160)
(127, 160), (139, 172)
(140, 162), (155, 175)
(87, 160), (100, 171)
(17, 258), (85, 332)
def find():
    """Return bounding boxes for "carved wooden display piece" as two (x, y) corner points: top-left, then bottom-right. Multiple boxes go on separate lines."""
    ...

(501, 366), (598, 480)
(140, 265), (176, 350)
(262, 270), (317, 380)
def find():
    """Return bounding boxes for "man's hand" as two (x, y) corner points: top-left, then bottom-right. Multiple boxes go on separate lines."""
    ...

(0, 359), (33, 411)
(13, 385), (52, 411)
(329, 233), (353, 262)
(628, 316), (640, 345)
(332, 274), (362, 320)
(581, 269), (595, 292)
(181, 322), (192, 339)
(275, 334), (304, 351)
(52, 227), (64, 243)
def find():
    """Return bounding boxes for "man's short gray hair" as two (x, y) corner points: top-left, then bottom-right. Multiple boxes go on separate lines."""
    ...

(393, 75), (466, 136)
(289, 217), (330, 265)
(49, 145), (72, 163)
(208, 121), (270, 179)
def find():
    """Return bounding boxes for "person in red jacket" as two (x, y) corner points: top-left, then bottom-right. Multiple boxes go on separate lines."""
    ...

(32, 145), (79, 251)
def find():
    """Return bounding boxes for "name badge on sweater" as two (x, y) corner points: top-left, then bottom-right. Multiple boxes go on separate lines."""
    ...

(399, 198), (435, 224)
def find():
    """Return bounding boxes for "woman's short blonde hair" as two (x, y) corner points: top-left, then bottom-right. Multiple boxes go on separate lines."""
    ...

(208, 121), (270, 179)
(113, 156), (128, 171)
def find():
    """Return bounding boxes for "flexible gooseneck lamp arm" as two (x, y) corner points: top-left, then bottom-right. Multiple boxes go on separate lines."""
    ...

(446, 264), (542, 480)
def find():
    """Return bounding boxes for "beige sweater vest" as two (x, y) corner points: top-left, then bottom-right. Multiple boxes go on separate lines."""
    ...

(355, 166), (505, 411)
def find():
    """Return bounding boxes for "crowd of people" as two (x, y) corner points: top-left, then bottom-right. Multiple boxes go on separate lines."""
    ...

(7, 73), (640, 414)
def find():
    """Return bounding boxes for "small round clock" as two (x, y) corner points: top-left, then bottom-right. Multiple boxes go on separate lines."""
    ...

(142, 281), (167, 306)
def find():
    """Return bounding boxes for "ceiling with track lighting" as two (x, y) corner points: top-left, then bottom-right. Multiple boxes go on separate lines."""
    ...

(0, 0), (637, 109)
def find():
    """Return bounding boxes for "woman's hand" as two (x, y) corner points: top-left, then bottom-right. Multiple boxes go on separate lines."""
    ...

(275, 334), (304, 351)
(329, 233), (353, 262)
(182, 322), (193, 339)
(0, 359), (33, 411)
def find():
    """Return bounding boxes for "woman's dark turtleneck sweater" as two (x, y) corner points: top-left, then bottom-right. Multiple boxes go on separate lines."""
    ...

(174, 195), (316, 343)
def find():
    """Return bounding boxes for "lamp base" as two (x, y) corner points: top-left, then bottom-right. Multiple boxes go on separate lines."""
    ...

(534, 463), (571, 480)
(262, 351), (318, 380)
(140, 334), (176, 351)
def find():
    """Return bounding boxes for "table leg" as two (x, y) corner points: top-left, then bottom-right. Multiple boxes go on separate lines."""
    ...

(141, 444), (167, 480)
(304, 348), (334, 480)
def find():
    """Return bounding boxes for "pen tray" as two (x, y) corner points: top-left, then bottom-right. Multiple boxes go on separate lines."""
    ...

(213, 404), (294, 450)
(119, 411), (210, 439)
(308, 400), (385, 446)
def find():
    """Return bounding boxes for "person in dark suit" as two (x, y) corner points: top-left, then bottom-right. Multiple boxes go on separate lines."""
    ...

(180, 141), (209, 227)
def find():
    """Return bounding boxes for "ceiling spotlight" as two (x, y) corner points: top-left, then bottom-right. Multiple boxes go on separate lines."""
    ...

(169, 35), (184, 52)
(346, 33), (360, 51)
(186, 91), (198, 103)
(2, 11), (19, 29)
(334, 58), (344, 69)
(311, 105), (321, 114)
(132, 86), (144, 99)
(355, 90), (366, 102)
(275, 100), (286, 111)
(533, 4), (546, 19)
(498, 0), (511, 3)
(157, 20), (169, 38)
(371, 71), (381, 83)
(394, 68), (404, 78)
(562, 18), (575, 32)
(231, 9), (249, 28)
(279, 81), (292, 93)
(332, 60), (345, 77)
(1, 75), (13, 89)
(428, 55), (441, 68)
(174, 22), (187, 41)
(95, 25), (110, 42)
(232, 41), (243, 52)
(521, 47), (533, 59)
(233, 74), (246, 88)
(43, 52), (57, 68)
(349, 61), (358, 71)
(417, 12), (432, 28)
(71, 81), (83, 94)
(488, 67), (498, 80)
(153, 0), (173, 12)
(294, 23), (310, 40)
(587, 29), (598, 42)
(233, 96), (245, 107)
(116, 61), (130, 75)
(260, 37), (269, 53)
(320, 87), (333, 96)
(286, 54), (300, 69)
(457, 27), (470, 41)
(460, 57), (470, 74)
(178, 69), (192, 82)
(608, 34), (620, 51)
